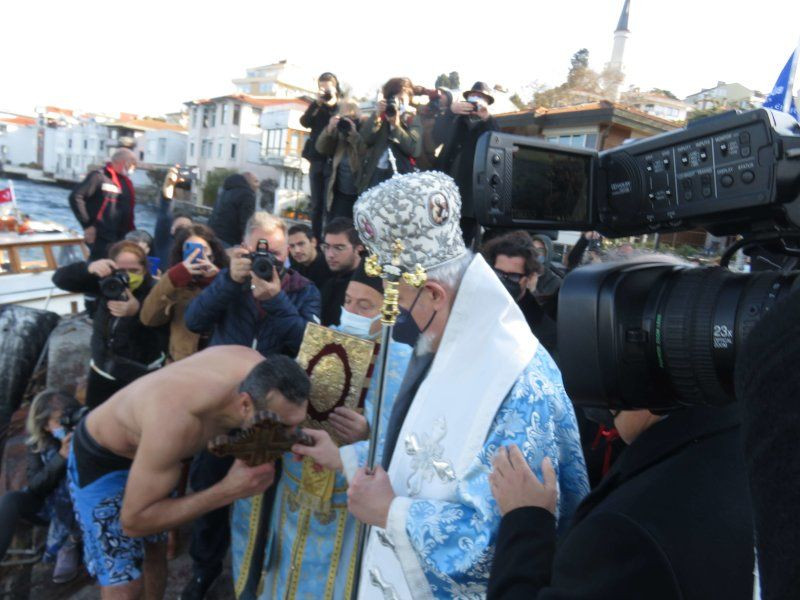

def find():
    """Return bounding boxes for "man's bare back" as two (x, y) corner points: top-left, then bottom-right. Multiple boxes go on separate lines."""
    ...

(87, 345), (264, 460)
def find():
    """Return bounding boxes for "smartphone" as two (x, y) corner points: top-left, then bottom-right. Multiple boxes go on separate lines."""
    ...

(147, 256), (160, 276)
(183, 242), (205, 263)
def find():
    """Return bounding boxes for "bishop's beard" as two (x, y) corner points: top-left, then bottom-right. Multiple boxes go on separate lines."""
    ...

(415, 331), (436, 357)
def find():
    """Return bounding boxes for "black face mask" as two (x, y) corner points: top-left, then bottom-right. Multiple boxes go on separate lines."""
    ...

(392, 287), (436, 347)
(500, 278), (522, 301)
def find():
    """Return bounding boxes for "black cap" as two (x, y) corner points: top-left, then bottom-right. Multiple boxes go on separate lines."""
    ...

(349, 260), (384, 296)
(463, 81), (495, 105)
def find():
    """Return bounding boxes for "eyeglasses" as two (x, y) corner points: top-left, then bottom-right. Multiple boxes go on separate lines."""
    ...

(320, 243), (350, 254)
(492, 268), (524, 284)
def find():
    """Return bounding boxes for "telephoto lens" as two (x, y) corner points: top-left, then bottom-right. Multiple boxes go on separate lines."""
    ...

(558, 256), (800, 410)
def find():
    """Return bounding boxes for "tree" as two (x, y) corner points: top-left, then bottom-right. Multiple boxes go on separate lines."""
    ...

(202, 168), (237, 207)
(434, 73), (450, 89)
(650, 88), (679, 100)
(509, 93), (529, 110)
(567, 49), (591, 87)
(435, 72), (462, 90)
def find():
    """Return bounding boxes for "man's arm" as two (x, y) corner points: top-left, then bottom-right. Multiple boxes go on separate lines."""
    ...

(120, 412), (274, 537)
(183, 268), (243, 333)
(391, 117), (422, 158)
(68, 171), (101, 228)
(299, 102), (319, 129)
(236, 189), (256, 244)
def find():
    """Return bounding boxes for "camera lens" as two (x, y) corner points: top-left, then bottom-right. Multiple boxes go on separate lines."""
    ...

(559, 260), (800, 409)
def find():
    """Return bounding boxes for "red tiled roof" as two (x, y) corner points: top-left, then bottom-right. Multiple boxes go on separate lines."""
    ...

(496, 101), (678, 127)
(109, 118), (186, 132)
(187, 93), (310, 108)
(0, 116), (36, 126)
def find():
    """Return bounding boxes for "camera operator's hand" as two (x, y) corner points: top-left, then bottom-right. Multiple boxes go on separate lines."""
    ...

(84, 225), (97, 245)
(387, 110), (401, 129)
(162, 165), (180, 200)
(450, 101), (476, 116)
(251, 268), (281, 301)
(327, 115), (341, 133)
(583, 231), (602, 240)
(229, 247), (252, 284)
(490, 446), (557, 517)
(476, 103), (490, 121)
(88, 259), (117, 278)
(291, 428), (343, 472)
(220, 459), (276, 501)
(58, 433), (73, 459)
(376, 100), (387, 117)
(108, 292), (140, 318)
(328, 407), (369, 444)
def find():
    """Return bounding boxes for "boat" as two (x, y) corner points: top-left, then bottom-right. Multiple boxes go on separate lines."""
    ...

(0, 216), (88, 315)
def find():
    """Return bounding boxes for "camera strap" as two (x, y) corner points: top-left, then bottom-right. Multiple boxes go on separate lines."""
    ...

(97, 166), (122, 222)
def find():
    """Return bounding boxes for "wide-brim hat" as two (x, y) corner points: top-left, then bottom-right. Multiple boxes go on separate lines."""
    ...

(463, 81), (495, 105)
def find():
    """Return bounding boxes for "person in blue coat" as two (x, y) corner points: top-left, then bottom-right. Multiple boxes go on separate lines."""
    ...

(179, 211), (320, 600)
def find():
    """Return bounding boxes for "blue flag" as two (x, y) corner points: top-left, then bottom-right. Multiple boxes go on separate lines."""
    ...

(762, 49), (799, 121)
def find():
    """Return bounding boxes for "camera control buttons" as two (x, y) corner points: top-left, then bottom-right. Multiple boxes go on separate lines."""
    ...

(491, 153), (501, 165)
(741, 170), (755, 184)
(490, 174), (501, 187)
(741, 146), (751, 158)
(720, 174), (734, 188)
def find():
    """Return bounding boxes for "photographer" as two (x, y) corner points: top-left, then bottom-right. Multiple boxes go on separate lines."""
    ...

(154, 165), (194, 266)
(52, 241), (167, 409)
(487, 403), (754, 599)
(300, 72), (341, 241)
(181, 212), (319, 599)
(315, 99), (366, 222)
(68, 148), (137, 260)
(357, 77), (422, 193)
(140, 224), (228, 363)
(434, 82), (499, 246)
(0, 390), (82, 584)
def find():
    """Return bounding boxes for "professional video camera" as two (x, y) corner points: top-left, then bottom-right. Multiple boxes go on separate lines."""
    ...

(474, 108), (800, 410)
(250, 238), (283, 280)
(99, 270), (130, 301)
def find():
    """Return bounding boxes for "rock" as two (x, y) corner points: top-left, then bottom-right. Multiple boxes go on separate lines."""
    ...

(0, 306), (59, 433)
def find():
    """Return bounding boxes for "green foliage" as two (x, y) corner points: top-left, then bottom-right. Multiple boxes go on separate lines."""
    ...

(448, 71), (460, 90)
(687, 105), (732, 123)
(650, 88), (679, 100)
(145, 167), (168, 189)
(509, 93), (529, 110)
(203, 168), (236, 207)
(434, 72), (461, 90)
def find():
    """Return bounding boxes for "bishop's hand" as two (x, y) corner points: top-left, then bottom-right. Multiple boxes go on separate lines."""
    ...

(291, 428), (343, 472)
(347, 466), (395, 528)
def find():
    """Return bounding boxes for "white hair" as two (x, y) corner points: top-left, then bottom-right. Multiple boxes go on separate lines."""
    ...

(245, 211), (287, 239)
(425, 251), (474, 292)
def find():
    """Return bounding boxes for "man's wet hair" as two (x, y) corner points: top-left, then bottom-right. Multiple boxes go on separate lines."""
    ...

(239, 355), (310, 408)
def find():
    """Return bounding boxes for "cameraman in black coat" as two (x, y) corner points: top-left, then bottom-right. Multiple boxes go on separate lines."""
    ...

(434, 81), (499, 246)
(207, 173), (258, 248)
(52, 241), (167, 408)
(488, 404), (754, 600)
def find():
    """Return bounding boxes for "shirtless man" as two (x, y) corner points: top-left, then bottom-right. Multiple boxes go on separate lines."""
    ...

(66, 346), (309, 599)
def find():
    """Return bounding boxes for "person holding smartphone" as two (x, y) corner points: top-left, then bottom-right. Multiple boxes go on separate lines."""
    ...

(140, 224), (228, 363)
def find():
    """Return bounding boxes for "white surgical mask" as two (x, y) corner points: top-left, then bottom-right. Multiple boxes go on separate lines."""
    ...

(127, 166), (136, 176)
(339, 307), (380, 339)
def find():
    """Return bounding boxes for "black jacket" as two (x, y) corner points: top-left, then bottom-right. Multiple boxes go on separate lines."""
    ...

(300, 101), (338, 162)
(518, 292), (558, 361)
(25, 438), (66, 501)
(290, 251), (332, 292)
(320, 268), (354, 327)
(52, 262), (168, 381)
(434, 113), (499, 217)
(207, 174), (256, 247)
(68, 164), (135, 241)
(488, 405), (754, 600)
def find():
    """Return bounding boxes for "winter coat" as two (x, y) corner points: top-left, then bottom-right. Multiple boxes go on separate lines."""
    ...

(184, 268), (321, 357)
(68, 164), (135, 242)
(300, 101), (338, 162)
(140, 262), (213, 362)
(488, 405), (754, 600)
(51, 261), (168, 381)
(357, 112), (422, 194)
(25, 438), (66, 502)
(315, 123), (366, 210)
(207, 174), (256, 247)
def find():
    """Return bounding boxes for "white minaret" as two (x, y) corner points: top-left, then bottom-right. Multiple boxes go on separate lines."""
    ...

(606, 0), (630, 100)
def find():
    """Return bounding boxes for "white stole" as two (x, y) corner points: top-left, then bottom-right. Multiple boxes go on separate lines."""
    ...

(358, 254), (537, 599)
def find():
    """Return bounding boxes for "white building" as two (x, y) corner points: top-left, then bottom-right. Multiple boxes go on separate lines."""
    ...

(621, 89), (692, 122)
(0, 114), (38, 166)
(41, 114), (114, 181)
(104, 118), (187, 167)
(232, 60), (317, 98)
(259, 98), (313, 213)
(684, 82), (765, 111)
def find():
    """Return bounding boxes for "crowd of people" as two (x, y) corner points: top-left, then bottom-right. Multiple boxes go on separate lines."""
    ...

(0, 70), (785, 600)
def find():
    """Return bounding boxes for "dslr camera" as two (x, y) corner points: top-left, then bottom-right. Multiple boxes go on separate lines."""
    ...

(60, 405), (89, 431)
(320, 89), (334, 103)
(473, 108), (800, 410)
(384, 95), (399, 119)
(337, 117), (355, 135)
(99, 270), (130, 301)
(175, 165), (197, 191)
(250, 239), (282, 280)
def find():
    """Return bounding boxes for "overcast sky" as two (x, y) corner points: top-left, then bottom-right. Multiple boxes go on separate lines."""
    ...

(4, 0), (799, 116)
